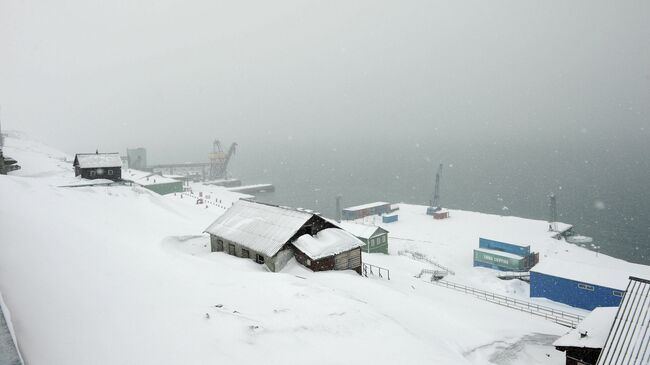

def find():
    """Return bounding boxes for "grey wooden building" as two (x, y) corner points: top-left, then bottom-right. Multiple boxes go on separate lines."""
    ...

(204, 200), (364, 273)
(73, 152), (122, 181)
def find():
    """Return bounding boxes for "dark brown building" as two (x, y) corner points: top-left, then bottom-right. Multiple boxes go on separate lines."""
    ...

(553, 307), (617, 365)
(73, 152), (122, 181)
(292, 228), (363, 274)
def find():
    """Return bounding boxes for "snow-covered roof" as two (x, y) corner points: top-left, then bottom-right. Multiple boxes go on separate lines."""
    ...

(554, 307), (618, 349)
(597, 277), (650, 365)
(293, 228), (364, 260)
(203, 200), (314, 257)
(343, 201), (390, 211)
(74, 153), (122, 169)
(123, 169), (180, 186)
(338, 222), (387, 239)
(531, 259), (650, 290)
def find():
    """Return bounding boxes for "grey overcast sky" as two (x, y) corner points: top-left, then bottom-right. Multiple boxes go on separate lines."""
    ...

(1, 0), (648, 163)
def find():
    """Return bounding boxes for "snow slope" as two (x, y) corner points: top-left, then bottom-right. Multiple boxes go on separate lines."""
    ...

(0, 133), (576, 364)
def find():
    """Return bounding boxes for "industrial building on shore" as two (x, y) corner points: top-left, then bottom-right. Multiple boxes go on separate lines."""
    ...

(122, 169), (183, 195)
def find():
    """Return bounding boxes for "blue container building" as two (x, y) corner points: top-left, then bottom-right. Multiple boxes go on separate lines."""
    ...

(529, 260), (628, 310)
(479, 238), (530, 257)
(382, 214), (398, 223)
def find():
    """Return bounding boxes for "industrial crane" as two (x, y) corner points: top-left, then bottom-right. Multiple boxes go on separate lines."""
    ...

(426, 163), (443, 215)
(208, 140), (238, 180)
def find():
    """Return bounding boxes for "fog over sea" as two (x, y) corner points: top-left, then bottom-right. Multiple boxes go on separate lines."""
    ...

(224, 127), (650, 266)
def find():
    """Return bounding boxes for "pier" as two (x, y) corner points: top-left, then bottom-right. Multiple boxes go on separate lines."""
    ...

(226, 184), (275, 194)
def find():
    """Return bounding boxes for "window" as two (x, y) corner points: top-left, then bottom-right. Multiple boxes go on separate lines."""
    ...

(108, 169), (114, 175)
(216, 240), (223, 251)
(613, 290), (624, 297)
(90, 170), (96, 177)
(255, 254), (265, 264)
(382, 235), (387, 243)
(228, 244), (235, 255)
(578, 283), (595, 291)
(241, 249), (250, 259)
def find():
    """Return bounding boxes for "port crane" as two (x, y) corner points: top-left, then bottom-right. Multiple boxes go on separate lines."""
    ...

(426, 163), (443, 215)
(208, 140), (237, 180)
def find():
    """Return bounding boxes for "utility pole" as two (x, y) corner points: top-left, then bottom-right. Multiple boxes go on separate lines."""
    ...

(549, 193), (558, 232)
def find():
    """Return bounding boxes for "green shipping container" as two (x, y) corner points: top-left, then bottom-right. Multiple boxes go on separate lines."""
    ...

(473, 249), (524, 271)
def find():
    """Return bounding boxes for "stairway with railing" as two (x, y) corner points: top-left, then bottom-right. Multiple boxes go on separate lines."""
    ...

(397, 249), (455, 275)
(415, 268), (448, 281)
(426, 279), (584, 328)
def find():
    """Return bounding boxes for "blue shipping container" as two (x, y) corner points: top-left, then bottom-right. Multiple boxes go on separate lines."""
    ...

(479, 238), (530, 256)
(382, 214), (398, 223)
(529, 271), (624, 310)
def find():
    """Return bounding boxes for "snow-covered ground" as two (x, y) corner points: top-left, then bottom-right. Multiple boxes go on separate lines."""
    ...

(2, 132), (644, 364)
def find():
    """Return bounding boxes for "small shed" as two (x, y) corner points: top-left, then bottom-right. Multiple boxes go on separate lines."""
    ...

(292, 228), (364, 274)
(339, 221), (389, 254)
(204, 200), (340, 272)
(73, 152), (122, 181)
(382, 213), (398, 223)
(433, 209), (450, 220)
(342, 202), (392, 220)
(553, 307), (618, 365)
(529, 260), (637, 310)
(596, 276), (650, 365)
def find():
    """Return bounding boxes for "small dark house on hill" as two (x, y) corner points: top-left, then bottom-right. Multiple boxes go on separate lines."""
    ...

(553, 306), (617, 365)
(292, 228), (363, 274)
(204, 200), (364, 273)
(73, 152), (122, 181)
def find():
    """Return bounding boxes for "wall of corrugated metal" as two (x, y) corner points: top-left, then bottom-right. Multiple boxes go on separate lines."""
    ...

(530, 272), (623, 310)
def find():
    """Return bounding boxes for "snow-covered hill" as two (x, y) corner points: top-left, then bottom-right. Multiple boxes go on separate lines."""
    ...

(0, 133), (597, 364)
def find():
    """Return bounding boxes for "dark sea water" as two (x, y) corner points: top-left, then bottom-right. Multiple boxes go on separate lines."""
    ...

(228, 132), (650, 265)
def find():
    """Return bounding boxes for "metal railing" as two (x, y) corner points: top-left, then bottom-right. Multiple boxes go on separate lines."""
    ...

(179, 192), (232, 210)
(398, 249), (455, 275)
(428, 279), (584, 328)
(497, 271), (531, 282)
(363, 263), (390, 280)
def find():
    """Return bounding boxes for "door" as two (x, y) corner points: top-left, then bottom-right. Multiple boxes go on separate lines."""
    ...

(228, 244), (235, 255)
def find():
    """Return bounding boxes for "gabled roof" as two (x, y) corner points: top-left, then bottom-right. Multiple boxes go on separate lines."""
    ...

(338, 221), (388, 239)
(596, 276), (650, 365)
(554, 307), (618, 349)
(74, 153), (122, 169)
(203, 200), (314, 257)
(293, 228), (364, 260)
